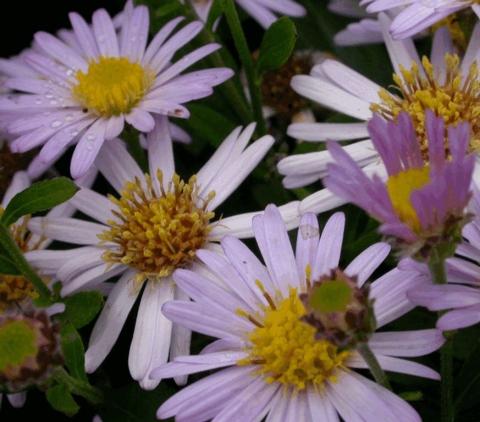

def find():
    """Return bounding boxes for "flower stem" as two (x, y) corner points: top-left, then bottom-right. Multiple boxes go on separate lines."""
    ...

(223, 0), (267, 135)
(185, 1), (253, 124)
(357, 342), (391, 390)
(53, 368), (103, 405)
(0, 222), (52, 304)
(428, 252), (454, 422)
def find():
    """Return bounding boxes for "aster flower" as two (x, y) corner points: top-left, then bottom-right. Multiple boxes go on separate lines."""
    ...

(185, 0), (306, 29)
(25, 119), (301, 389)
(362, 0), (480, 39)
(277, 14), (479, 213)
(0, 1), (233, 179)
(325, 111), (474, 258)
(408, 184), (480, 329)
(151, 205), (442, 421)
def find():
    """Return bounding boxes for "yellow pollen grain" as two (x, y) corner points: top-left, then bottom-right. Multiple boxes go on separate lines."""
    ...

(73, 56), (154, 117)
(238, 289), (349, 391)
(431, 16), (467, 50)
(386, 167), (431, 232)
(98, 171), (215, 280)
(371, 54), (480, 158)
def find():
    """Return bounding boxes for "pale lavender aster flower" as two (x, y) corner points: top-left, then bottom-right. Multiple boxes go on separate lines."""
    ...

(151, 205), (441, 421)
(26, 119), (301, 390)
(277, 14), (479, 216)
(325, 111), (474, 256)
(0, 1), (233, 179)
(185, 0), (306, 29)
(362, 0), (480, 39)
(408, 185), (480, 329)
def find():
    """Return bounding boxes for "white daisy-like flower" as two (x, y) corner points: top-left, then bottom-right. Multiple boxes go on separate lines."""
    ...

(0, 1), (233, 179)
(362, 0), (480, 39)
(184, 0), (306, 29)
(25, 118), (301, 390)
(151, 205), (442, 421)
(277, 14), (480, 214)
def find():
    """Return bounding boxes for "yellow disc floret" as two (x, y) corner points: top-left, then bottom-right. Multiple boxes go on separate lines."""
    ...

(386, 167), (431, 232)
(98, 171), (215, 280)
(371, 54), (480, 158)
(73, 57), (154, 117)
(238, 288), (349, 391)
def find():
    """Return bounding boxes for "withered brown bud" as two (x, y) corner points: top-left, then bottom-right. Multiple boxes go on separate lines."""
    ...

(300, 268), (376, 350)
(0, 310), (63, 393)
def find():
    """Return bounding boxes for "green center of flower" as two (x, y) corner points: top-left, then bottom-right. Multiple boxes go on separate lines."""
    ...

(0, 320), (38, 374)
(98, 172), (215, 281)
(386, 167), (431, 232)
(308, 279), (353, 313)
(73, 57), (154, 117)
(371, 54), (480, 158)
(238, 288), (349, 391)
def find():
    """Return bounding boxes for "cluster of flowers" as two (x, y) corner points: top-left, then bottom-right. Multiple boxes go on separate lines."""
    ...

(0, 0), (479, 421)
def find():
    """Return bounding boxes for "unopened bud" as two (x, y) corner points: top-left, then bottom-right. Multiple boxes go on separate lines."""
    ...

(0, 311), (63, 393)
(300, 268), (376, 349)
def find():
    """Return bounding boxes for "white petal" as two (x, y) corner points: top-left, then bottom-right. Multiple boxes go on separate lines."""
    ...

(85, 270), (140, 373)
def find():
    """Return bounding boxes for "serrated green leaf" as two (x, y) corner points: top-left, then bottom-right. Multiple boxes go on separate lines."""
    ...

(64, 291), (104, 329)
(46, 384), (80, 417)
(60, 321), (87, 382)
(1, 177), (78, 227)
(256, 17), (297, 74)
(0, 255), (20, 275)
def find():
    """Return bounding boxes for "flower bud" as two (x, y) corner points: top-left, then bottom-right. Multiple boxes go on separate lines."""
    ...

(0, 310), (63, 393)
(300, 268), (376, 349)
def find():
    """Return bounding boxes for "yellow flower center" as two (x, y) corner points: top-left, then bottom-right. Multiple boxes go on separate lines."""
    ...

(238, 287), (349, 391)
(371, 54), (480, 158)
(98, 172), (215, 281)
(386, 167), (431, 232)
(73, 57), (154, 117)
(0, 211), (39, 311)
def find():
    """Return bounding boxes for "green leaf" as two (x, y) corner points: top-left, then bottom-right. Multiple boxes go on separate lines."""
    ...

(1, 177), (78, 227)
(183, 103), (236, 149)
(256, 17), (297, 74)
(64, 291), (104, 329)
(0, 255), (20, 275)
(46, 384), (80, 417)
(60, 321), (87, 382)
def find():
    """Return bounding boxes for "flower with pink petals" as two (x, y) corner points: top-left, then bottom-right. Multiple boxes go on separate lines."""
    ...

(0, 1), (233, 179)
(325, 111), (474, 258)
(408, 185), (480, 330)
(150, 205), (441, 422)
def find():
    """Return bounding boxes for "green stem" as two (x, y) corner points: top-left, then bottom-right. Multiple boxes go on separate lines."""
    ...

(53, 368), (103, 405)
(441, 338), (455, 422)
(428, 253), (454, 422)
(0, 223), (51, 303)
(185, 1), (253, 124)
(357, 342), (391, 390)
(223, 0), (267, 135)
